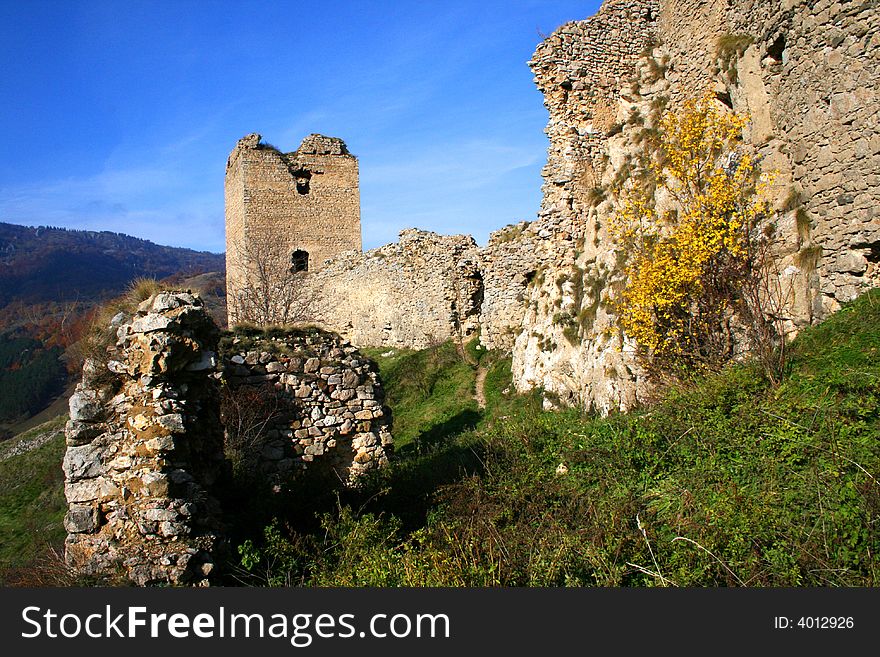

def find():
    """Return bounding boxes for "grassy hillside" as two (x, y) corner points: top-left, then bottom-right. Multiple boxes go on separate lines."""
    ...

(0, 416), (68, 585)
(236, 290), (880, 587)
(360, 342), (480, 452)
(2, 291), (877, 587)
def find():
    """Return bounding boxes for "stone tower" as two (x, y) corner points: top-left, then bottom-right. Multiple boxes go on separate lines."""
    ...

(224, 132), (361, 326)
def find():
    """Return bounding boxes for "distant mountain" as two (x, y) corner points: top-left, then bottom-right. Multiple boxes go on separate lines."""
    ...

(0, 222), (225, 308)
(0, 222), (227, 438)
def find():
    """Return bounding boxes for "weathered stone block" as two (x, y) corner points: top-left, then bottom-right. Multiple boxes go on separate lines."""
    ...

(64, 505), (99, 534)
(130, 313), (173, 334)
(156, 413), (186, 433)
(65, 419), (102, 446)
(69, 389), (103, 423)
(63, 443), (104, 481)
(65, 478), (119, 504)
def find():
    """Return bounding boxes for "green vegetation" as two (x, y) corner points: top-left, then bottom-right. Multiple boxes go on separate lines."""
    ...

(360, 341), (480, 450)
(235, 291), (880, 587)
(0, 332), (65, 423)
(3, 292), (878, 587)
(0, 417), (68, 584)
(218, 322), (336, 357)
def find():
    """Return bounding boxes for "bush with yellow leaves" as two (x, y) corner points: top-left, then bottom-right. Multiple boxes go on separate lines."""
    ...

(611, 91), (784, 380)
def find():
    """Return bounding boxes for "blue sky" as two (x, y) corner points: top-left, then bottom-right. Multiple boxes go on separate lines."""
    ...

(0, 0), (601, 253)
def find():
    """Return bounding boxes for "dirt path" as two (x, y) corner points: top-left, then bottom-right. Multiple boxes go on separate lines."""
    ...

(474, 365), (488, 409)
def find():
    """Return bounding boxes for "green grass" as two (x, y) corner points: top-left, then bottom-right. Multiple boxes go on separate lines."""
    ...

(0, 419), (68, 584)
(361, 341), (479, 452)
(237, 290), (880, 587)
(4, 291), (879, 587)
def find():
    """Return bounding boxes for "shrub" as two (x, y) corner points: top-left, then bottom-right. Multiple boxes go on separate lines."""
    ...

(610, 91), (787, 380)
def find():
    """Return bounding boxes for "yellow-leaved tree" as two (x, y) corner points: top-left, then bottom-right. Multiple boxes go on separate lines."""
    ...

(611, 91), (784, 379)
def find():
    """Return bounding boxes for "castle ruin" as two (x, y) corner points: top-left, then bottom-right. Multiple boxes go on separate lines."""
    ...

(63, 291), (391, 585)
(225, 133), (361, 326)
(225, 0), (880, 413)
(66, 0), (879, 586)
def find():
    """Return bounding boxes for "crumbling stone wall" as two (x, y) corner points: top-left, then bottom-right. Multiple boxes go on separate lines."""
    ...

(225, 133), (361, 326)
(300, 229), (484, 350)
(64, 292), (392, 585)
(510, 0), (880, 413)
(278, 222), (554, 355)
(220, 329), (392, 483)
(529, 0), (660, 195)
(64, 292), (225, 586)
(220, 0), (878, 415)
(724, 0), (880, 316)
(510, 0), (662, 412)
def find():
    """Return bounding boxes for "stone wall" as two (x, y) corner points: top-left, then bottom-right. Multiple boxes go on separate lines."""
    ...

(510, 0), (663, 412)
(477, 222), (546, 352)
(220, 0), (878, 415)
(292, 224), (553, 354)
(64, 292), (225, 586)
(63, 292), (392, 585)
(509, 0), (880, 413)
(725, 0), (880, 317)
(300, 229), (484, 350)
(529, 0), (660, 195)
(220, 329), (392, 483)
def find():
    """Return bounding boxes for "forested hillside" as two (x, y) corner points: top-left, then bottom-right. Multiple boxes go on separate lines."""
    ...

(0, 222), (225, 436)
(0, 222), (223, 307)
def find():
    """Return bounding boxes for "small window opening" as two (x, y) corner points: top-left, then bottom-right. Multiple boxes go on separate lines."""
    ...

(292, 168), (312, 195)
(291, 250), (309, 273)
(767, 34), (785, 63)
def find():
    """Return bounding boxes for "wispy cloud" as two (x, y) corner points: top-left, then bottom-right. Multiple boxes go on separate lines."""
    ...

(0, 162), (226, 253)
(363, 138), (542, 189)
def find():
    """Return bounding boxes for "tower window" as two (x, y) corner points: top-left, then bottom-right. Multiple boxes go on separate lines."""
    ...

(291, 250), (309, 273)
(292, 168), (312, 195)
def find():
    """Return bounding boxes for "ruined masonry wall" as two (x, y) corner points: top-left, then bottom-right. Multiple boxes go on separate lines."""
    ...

(297, 225), (553, 354)
(510, 0), (663, 413)
(509, 0), (880, 413)
(529, 0), (660, 197)
(64, 292), (391, 585)
(222, 331), (392, 481)
(301, 229), (484, 350)
(725, 0), (880, 316)
(225, 133), (361, 325)
(221, 0), (878, 415)
(64, 292), (225, 586)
